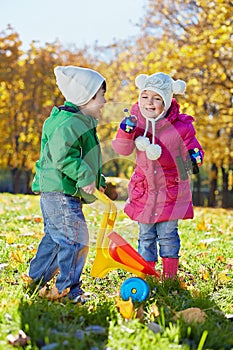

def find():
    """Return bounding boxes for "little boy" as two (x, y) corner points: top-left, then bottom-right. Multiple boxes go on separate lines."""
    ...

(28, 66), (106, 302)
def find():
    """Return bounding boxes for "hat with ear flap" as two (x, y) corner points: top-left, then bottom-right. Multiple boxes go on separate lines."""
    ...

(135, 72), (186, 112)
(54, 66), (105, 106)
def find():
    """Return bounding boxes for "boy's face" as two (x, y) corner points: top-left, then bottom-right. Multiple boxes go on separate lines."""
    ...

(139, 90), (164, 119)
(79, 86), (106, 119)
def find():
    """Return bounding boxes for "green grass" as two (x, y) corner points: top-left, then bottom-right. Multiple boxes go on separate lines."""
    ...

(0, 194), (232, 349)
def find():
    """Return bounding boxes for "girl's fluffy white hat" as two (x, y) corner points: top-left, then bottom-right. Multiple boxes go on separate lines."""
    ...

(54, 66), (105, 106)
(135, 72), (186, 112)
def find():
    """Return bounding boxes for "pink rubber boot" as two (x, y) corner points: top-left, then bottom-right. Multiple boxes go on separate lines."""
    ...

(162, 258), (179, 279)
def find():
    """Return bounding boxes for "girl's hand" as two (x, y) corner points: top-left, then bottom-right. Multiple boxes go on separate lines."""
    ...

(81, 182), (95, 194)
(120, 108), (137, 133)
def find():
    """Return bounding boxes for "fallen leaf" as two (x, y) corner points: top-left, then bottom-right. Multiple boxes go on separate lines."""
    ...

(6, 232), (17, 244)
(33, 216), (43, 223)
(20, 273), (33, 287)
(196, 220), (207, 231)
(179, 281), (188, 290)
(217, 271), (231, 284)
(7, 329), (30, 346)
(150, 303), (160, 318)
(216, 256), (225, 263)
(175, 307), (207, 323)
(136, 305), (144, 322)
(195, 252), (209, 258)
(198, 265), (210, 280)
(116, 297), (134, 319)
(39, 285), (69, 300)
(10, 250), (24, 263)
(226, 258), (233, 267)
(198, 242), (207, 249)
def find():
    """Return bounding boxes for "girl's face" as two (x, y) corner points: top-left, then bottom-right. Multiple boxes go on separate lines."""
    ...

(139, 90), (164, 119)
(79, 86), (106, 119)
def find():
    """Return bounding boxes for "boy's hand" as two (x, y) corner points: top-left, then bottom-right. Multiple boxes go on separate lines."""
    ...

(120, 108), (137, 133)
(81, 182), (95, 194)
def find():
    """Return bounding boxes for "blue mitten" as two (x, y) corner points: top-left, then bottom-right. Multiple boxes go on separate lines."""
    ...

(120, 108), (137, 133)
(188, 148), (203, 174)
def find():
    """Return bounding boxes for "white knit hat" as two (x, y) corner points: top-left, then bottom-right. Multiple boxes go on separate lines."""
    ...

(135, 72), (186, 112)
(54, 66), (105, 106)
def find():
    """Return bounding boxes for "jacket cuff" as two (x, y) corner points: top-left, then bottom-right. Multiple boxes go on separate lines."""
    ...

(116, 128), (136, 140)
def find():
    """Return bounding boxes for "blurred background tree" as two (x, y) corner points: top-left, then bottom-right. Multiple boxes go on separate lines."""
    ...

(0, 0), (232, 207)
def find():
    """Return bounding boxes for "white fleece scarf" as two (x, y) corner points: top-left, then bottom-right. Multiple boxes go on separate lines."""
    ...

(135, 111), (165, 160)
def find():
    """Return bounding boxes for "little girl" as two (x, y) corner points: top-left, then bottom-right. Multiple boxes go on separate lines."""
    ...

(112, 72), (204, 278)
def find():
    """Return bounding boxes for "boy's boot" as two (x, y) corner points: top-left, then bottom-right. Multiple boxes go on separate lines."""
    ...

(38, 285), (70, 300)
(162, 258), (179, 279)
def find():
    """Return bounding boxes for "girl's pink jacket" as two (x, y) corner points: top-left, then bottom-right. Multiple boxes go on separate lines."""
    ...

(112, 99), (204, 224)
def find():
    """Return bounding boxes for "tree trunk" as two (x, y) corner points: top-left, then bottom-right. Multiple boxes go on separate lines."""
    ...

(25, 169), (33, 194)
(221, 166), (228, 208)
(208, 163), (218, 207)
(195, 172), (201, 206)
(11, 168), (22, 194)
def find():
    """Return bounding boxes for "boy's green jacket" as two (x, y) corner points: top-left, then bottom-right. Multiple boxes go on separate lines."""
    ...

(32, 101), (106, 203)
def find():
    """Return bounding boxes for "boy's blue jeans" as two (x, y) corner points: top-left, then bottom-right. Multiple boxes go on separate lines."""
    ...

(138, 220), (180, 262)
(29, 192), (89, 299)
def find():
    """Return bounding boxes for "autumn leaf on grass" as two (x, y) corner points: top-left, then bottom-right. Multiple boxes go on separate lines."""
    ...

(195, 251), (209, 259)
(9, 250), (24, 264)
(116, 297), (134, 320)
(7, 330), (30, 347)
(216, 271), (231, 284)
(149, 303), (160, 318)
(198, 265), (210, 280)
(226, 258), (233, 267)
(196, 219), (207, 231)
(20, 273), (34, 287)
(174, 307), (207, 324)
(216, 256), (225, 263)
(179, 280), (188, 290)
(33, 215), (43, 223)
(136, 305), (144, 322)
(6, 232), (17, 244)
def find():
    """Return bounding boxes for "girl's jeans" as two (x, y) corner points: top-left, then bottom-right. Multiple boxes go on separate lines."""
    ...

(138, 220), (180, 262)
(29, 192), (89, 299)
